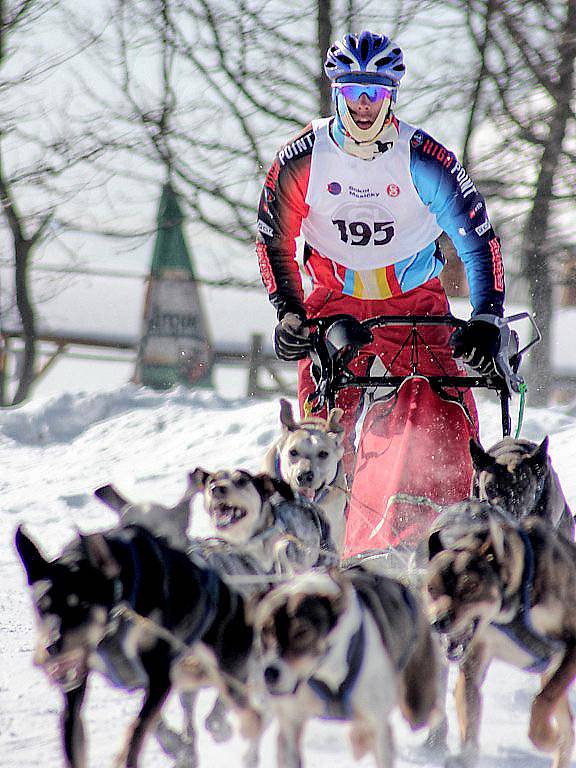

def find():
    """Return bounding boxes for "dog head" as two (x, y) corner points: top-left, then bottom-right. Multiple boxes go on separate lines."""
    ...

(250, 569), (347, 696)
(274, 398), (344, 499)
(15, 525), (119, 691)
(190, 468), (293, 544)
(424, 516), (524, 662)
(470, 437), (550, 518)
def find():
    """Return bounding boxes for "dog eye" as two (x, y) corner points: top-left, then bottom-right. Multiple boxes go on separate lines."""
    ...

(288, 449), (299, 458)
(318, 450), (329, 460)
(235, 476), (248, 488)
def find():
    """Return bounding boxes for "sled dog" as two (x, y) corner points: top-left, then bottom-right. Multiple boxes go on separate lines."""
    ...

(250, 565), (440, 768)
(15, 523), (262, 768)
(263, 398), (348, 554)
(425, 513), (576, 768)
(470, 436), (574, 540)
(190, 467), (338, 574)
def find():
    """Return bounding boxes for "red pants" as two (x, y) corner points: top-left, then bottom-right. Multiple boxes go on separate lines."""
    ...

(297, 279), (479, 555)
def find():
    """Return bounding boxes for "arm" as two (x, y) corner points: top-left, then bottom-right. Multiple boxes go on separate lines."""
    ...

(256, 125), (314, 320)
(409, 130), (505, 317)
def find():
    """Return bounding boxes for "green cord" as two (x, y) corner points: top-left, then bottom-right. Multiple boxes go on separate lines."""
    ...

(514, 381), (527, 439)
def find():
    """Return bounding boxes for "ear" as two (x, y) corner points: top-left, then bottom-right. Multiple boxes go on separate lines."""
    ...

(326, 408), (345, 436)
(253, 473), (294, 502)
(80, 533), (120, 580)
(94, 484), (129, 513)
(279, 398), (297, 431)
(469, 439), (494, 472)
(15, 525), (51, 584)
(528, 437), (549, 475)
(188, 468), (211, 492)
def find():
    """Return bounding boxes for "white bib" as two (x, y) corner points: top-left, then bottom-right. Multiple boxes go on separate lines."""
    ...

(301, 118), (442, 270)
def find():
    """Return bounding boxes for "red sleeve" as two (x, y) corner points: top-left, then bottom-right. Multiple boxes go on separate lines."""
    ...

(256, 124), (314, 320)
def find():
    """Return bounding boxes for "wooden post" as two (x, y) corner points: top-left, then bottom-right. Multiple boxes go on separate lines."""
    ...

(248, 333), (263, 398)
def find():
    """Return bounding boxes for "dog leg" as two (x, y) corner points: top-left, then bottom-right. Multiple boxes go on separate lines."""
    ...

(550, 692), (574, 768)
(447, 649), (488, 768)
(374, 720), (395, 768)
(530, 645), (576, 753)
(276, 716), (305, 768)
(116, 647), (172, 767)
(62, 682), (88, 768)
(422, 655), (449, 754)
(205, 694), (234, 743)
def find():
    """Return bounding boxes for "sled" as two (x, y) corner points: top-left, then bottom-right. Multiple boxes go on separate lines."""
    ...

(304, 313), (540, 564)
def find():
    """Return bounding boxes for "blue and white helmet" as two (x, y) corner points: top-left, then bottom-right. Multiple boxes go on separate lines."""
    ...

(324, 31), (405, 88)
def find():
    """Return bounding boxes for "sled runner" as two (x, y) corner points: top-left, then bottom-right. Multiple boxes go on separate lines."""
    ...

(304, 313), (540, 560)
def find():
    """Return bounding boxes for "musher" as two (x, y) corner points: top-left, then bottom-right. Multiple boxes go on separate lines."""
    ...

(256, 31), (506, 555)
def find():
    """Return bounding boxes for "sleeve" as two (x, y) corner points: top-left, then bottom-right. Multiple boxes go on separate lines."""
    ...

(408, 129), (505, 317)
(256, 125), (314, 320)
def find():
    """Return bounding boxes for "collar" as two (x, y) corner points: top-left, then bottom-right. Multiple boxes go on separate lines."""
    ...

(307, 614), (365, 719)
(493, 527), (565, 672)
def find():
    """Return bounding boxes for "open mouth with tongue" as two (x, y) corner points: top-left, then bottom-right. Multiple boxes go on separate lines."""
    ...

(442, 618), (480, 662)
(213, 504), (248, 529)
(296, 482), (324, 501)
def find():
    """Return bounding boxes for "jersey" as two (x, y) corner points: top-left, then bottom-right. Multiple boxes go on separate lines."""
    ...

(256, 117), (505, 319)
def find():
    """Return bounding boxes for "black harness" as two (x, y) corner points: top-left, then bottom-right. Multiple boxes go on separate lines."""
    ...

(493, 528), (565, 672)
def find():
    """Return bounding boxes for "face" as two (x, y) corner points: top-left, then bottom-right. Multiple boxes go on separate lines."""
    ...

(333, 82), (392, 131)
(477, 461), (541, 518)
(425, 545), (503, 662)
(202, 470), (264, 543)
(279, 427), (343, 499)
(346, 92), (386, 129)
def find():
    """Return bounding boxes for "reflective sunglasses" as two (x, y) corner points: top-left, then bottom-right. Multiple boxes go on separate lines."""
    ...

(331, 83), (393, 102)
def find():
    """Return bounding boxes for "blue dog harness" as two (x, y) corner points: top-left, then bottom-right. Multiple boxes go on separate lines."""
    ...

(493, 528), (565, 673)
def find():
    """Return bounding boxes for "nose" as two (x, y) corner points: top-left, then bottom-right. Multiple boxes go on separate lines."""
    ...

(432, 612), (453, 633)
(356, 93), (371, 109)
(264, 664), (281, 686)
(297, 470), (314, 485)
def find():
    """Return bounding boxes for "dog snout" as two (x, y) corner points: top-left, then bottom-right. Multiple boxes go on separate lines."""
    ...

(297, 470), (314, 486)
(263, 663), (282, 690)
(432, 611), (454, 633)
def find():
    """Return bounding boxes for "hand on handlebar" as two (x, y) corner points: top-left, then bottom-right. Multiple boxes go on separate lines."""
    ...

(274, 312), (312, 361)
(450, 318), (501, 376)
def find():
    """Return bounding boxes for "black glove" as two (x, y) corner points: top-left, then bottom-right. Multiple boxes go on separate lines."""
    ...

(274, 312), (311, 361)
(450, 318), (501, 376)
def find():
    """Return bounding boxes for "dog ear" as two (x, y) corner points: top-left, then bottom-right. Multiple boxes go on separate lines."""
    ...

(94, 484), (129, 514)
(188, 468), (211, 492)
(253, 473), (294, 502)
(80, 533), (121, 580)
(528, 436), (549, 476)
(15, 525), (51, 584)
(469, 439), (494, 472)
(326, 407), (345, 436)
(279, 398), (297, 431)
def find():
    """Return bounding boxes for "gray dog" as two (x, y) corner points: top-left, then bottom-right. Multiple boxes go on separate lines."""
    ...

(470, 436), (574, 540)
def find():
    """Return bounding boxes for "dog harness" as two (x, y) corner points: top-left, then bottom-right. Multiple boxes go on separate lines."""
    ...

(307, 617), (366, 719)
(493, 528), (565, 672)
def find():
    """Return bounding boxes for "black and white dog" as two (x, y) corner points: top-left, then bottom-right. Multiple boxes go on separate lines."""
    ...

(15, 523), (262, 768)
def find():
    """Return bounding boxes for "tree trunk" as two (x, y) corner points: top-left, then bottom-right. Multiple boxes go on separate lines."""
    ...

(12, 240), (37, 404)
(317, 0), (332, 117)
(522, 0), (576, 405)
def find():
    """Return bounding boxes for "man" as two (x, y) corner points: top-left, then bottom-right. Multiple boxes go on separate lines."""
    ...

(256, 31), (505, 555)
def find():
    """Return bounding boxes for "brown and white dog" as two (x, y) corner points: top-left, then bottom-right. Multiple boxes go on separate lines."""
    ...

(250, 565), (440, 768)
(470, 436), (574, 540)
(190, 467), (338, 574)
(425, 513), (576, 768)
(263, 399), (348, 554)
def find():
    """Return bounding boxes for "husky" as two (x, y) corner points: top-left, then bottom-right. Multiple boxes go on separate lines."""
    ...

(425, 513), (576, 768)
(190, 467), (338, 574)
(250, 565), (440, 768)
(263, 398), (348, 554)
(470, 436), (574, 539)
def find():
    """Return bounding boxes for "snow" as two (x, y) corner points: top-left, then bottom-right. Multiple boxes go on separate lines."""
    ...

(3, 384), (576, 767)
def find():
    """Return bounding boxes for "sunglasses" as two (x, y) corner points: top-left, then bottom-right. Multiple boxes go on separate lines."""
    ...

(331, 83), (393, 102)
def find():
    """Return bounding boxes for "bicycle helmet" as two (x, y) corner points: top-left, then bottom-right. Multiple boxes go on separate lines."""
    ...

(324, 32), (405, 144)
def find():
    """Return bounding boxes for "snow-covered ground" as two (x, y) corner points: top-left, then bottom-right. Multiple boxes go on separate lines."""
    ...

(3, 385), (576, 767)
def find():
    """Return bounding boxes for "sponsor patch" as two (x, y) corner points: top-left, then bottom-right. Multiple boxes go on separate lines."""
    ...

(387, 184), (400, 197)
(421, 137), (454, 169)
(489, 237), (504, 291)
(327, 181), (342, 195)
(257, 242), (277, 294)
(257, 219), (274, 238)
(348, 185), (380, 199)
(410, 130), (424, 148)
(469, 201), (483, 220)
(475, 219), (491, 237)
(277, 131), (314, 166)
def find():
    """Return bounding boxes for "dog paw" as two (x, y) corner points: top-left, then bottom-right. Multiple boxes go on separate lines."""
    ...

(529, 702), (559, 753)
(444, 752), (476, 768)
